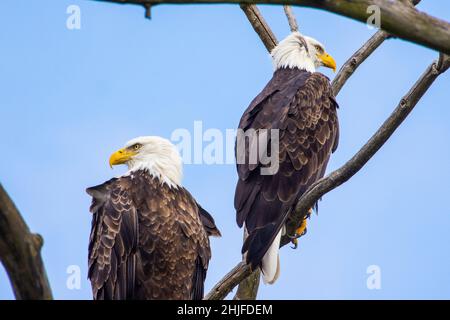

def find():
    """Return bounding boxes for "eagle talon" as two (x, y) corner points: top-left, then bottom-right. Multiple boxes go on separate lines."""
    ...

(289, 215), (310, 250)
(291, 237), (298, 249)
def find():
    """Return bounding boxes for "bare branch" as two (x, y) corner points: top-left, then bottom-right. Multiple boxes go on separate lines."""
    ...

(233, 269), (260, 300)
(332, 30), (390, 95)
(0, 184), (53, 300)
(437, 53), (449, 71)
(283, 5), (298, 32)
(92, 0), (450, 55)
(204, 262), (252, 300)
(240, 4), (278, 52)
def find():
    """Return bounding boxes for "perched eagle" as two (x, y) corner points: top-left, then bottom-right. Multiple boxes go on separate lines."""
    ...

(87, 136), (220, 300)
(235, 32), (339, 284)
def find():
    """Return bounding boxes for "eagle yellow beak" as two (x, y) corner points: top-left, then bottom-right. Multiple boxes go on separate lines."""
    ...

(109, 148), (136, 168)
(318, 52), (336, 72)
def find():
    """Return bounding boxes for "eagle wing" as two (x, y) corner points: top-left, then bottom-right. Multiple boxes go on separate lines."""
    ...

(115, 172), (213, 300)
(235, 69), (339, 269)
(196, 201), (222, 237)
(87, 177), (138, 300)
(191, 201), (221, 298)
(176, 188), (214, 300)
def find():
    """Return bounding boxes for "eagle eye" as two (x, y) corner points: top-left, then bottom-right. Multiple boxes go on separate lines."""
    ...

(315, 45), (324, 53)
(132, 143), (142, 151)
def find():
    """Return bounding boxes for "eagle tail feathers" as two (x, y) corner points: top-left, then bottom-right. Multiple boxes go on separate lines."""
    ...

(261, 229), (282, 284)
(243, 224), (283, 284)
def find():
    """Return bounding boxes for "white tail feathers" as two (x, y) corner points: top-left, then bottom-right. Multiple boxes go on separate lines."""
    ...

(261, 229), (282, 284)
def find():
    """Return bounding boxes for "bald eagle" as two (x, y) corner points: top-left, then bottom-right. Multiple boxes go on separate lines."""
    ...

(235, 32), (339, 284)
(87, 136), (220, 300)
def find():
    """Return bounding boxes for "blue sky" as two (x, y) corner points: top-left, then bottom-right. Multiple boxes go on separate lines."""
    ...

(1, 1), (450, 299)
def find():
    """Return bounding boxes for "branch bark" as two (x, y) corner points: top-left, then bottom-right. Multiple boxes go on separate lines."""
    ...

(240, 4), (278, 52)
(283, 5), (298, 32)
(0, 184), (53, 300)
(93, 0), (450, 55)
(204, 262), (252, 300)
(233, 268), (260, 300)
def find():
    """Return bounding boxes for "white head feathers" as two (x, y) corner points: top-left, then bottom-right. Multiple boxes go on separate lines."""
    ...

(271, 32), (330, 72)
(120, 136), (183, 188)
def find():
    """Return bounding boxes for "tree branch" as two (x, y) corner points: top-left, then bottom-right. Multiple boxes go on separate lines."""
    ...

(92, 0), (450, 55)
(233, 268), (260, 300)
(332, 30), (390, 95)
(232, 228), (260, 300)
(283, 5), (298, 32)
(204, 262), (252, 300)
(240, 4), (278, 52)
(0, 184), (53, 300)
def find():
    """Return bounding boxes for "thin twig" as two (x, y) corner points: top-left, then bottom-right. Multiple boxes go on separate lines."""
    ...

(283, 5), (298, 32)
(331, 30), (390, 95)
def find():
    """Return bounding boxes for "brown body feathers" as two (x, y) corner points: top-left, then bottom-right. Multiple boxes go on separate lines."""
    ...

(235, 68), (339, 270)
(87, 170), (219, 300)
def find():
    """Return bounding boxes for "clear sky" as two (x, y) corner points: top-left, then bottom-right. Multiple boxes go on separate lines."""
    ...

(1, 0), (450, 300)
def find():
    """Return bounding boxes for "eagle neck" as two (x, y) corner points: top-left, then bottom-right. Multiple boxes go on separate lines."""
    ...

(273, 67), (312, 81)
(125, 163), (181, 189)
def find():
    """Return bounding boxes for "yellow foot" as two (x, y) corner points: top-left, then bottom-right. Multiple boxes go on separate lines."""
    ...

(295, 218), (308, 238)
(290, 208), (311, 249)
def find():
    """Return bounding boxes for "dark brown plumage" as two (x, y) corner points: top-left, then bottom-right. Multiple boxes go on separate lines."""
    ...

(87, 169), (219, 300)
(235, 67), (339, 273)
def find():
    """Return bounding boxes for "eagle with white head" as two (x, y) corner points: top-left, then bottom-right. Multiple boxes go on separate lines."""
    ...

(87, 136), (220, 300)
(235, 32), (339, 284)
